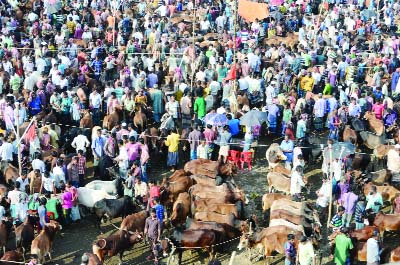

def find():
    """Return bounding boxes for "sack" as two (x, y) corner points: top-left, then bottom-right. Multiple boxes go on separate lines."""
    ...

(71, 205), (81, 221)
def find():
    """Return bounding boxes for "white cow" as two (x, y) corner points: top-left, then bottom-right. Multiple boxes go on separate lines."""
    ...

(77, 187), (116, 208)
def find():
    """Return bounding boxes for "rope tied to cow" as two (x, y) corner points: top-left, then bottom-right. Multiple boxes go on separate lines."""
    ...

(169, 235), (242, 249)
(0, 260), (43, 265)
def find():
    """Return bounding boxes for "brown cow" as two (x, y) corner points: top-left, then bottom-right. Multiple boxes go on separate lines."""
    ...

(120, 211), (148, 232)
(167, 229), (224, 264)
(329, 226), (379, 242)
(363, 182), (400, 202)
(364, 111), (384, 136)
(373, 212), (400, 236)
(0, 221), (10, 254)
(80, 109), (93, 129)
(194, 201), (239, 218)
(170, 192), (191, 227)
(30, 221), (62, 263)
(190, 174), (216, 186)
(92, 230), (142, 263)
(160, 175), (194, 210)
(270, 209), (313, 227)
(0, 250), (23, 264)
(390, 246), (400, 263)
(185, 218), (241, 239)
(103, 110), (120, 131)
(270, 199), (314, 218)
(189, 183), (244, 198)
(373, 144), (395, 159)
(193, 189), (248, 204)
(81, 252), (102, 265)
(265, 143), (287, 169)
(368, 169), (391, 185)
(168, 169), (187, 182)
(267, 172), (290, 193)
(343, 125), (357, 143)
(261, 193), (291, 212)
(193, 212), (248, 232)
(184, 159), (237, 177)
(272, 164), (291, 177)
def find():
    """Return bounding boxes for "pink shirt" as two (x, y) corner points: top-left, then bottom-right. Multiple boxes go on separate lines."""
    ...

(126, 142), (141, 161)
(62, 191), (73, 209)
(149, 186), (160, 207)
(372, 104), (384, 120)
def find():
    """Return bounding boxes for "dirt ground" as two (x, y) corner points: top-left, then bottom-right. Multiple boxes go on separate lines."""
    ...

(46, 136), (398, 265)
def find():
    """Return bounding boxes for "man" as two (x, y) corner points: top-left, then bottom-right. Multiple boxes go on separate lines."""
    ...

(76, 150), (86, 187)
(387, 144), (400, 189)
(366, 185), (383, 214)
(218, 125), (232, 163)
(67, 157), (80, 187)
(366, 230), (381, 265)
(341, 185), (359, 228)
(144, 208), (161, 264)
(284, 234), (296, 265)
(348, 97), (361, 118)
(316, 175), (331, 223)
(89, 89), (102, 125)
(31, 153), (46, 174)
(329, 206), (345, 229)
(16, 170), (29, 193)
(91, 128), (106, 176)
(290, 165), (305, 201)
(332, 227), (353, 265)
(71, 130), (90, 154)
(313, 93), (326, 133)
(138, 138), (149, 183)
(297, 235), (316, 265)
(165, 130), (180, 172)
(296, 115), (307, 139)
(152, 197), (164, 232)
(115, 140), (128, 179)
(280, 134), (294, 170)
(150, 84), (163, 123)
(227, 114), (240, 137)
(134, 177), (148, 205)
(188, 126), (203, 160)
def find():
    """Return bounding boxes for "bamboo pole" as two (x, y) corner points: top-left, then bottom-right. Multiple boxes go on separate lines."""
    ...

(15, 102), (21, 175)
(232, 0), (237, 92)
(326, 143), (333, 228)
(190, 7), (196, 92)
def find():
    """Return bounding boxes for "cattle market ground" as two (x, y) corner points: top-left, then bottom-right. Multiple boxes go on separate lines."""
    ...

(45, 136), (398, 265)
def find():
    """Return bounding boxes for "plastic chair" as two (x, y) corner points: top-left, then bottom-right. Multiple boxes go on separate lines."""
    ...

(240, 151), (253, 171)
(227, 150), (241, 167)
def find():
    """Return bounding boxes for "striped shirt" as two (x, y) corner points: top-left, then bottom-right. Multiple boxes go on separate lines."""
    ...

(330, 213), (343, 228)
(240, 30), (249, 43)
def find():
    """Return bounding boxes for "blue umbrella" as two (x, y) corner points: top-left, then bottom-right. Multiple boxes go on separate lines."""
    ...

(205, 113), (228, 126)
(204, 112), (218, 124)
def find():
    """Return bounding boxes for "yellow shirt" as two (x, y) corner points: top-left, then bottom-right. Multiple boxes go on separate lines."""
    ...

(66, 21), (76, 34)
(300, 76), (315, 92)
(165, 133), (180, 152)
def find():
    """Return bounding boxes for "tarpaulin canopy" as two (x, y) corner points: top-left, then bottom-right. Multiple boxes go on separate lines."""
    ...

(238, 0), (270, 22)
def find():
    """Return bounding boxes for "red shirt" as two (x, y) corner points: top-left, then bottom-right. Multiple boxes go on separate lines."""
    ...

(149, 186), (160, 208)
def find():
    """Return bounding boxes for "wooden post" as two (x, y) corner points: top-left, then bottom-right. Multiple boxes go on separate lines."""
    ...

(190, 7), (196, 92)
(326, 143), (333, 228)
(232, 0), (237, 92)
(15, 102), (21, 175)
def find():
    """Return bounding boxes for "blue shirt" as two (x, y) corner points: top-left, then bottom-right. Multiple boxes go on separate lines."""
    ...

(153, 204), (164, 223)
(92, 136), (106, 157)
(228, 119), (240, 136)
(280, 140), (294, 162)
(91, 60), (103, 74)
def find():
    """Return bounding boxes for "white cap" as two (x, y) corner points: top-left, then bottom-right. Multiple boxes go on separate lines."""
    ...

(395, 144), (400, 149)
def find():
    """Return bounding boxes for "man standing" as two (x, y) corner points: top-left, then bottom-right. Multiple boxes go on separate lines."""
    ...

(341, 185), (359, 228)
(316, 175), (331, 223)
(313, 93), (326, 134)
(280, 134), (294, 170)
(218, 125), (232, 163)
(332, 227), (353, 265)
(284, 234), (296, 265)
(150, 84), (163, 123)
(165, 130), (180, 172)
(290, 165), (305, 201)
(144, 208), (161, 264)
(188, 126), (203, 160)
(89, 89), (102, 125)
(71, 130), (90, 154)
(366, 230), (381, 265)
(138, 138), (149, 183)
(76, 150), (86, 187)
(366, 185), (383, 214)
(91, 128), (106, 177)
(296, 115), (307, 139)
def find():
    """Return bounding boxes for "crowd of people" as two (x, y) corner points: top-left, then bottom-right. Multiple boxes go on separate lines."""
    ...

(0, 0), (397, 262)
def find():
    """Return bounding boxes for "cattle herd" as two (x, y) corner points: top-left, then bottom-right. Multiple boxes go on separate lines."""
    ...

(2, 144), (400, 264)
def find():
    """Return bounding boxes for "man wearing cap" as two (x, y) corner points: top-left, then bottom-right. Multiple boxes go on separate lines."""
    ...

(387, 144), (400, 189)
(284, 234), (296, 265)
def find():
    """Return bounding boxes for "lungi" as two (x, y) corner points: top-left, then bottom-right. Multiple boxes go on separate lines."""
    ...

(167, 151), (179, 167)
(314, 117), (324, 130)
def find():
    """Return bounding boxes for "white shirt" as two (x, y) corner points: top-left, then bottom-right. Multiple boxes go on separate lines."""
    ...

(0, 142), (13, 161)
(42, 175), (55, 192)
(316, 181), (331, 207)
(116, 146), (129, 169)
(290, 171), (305, 195)
(89, 92), (102, 108)
(71, 135), (90, 152)
(32, 159), (46, 173)
(16, 177), (29, 192)
(387, 149), (400, 173)
(51, 166), (66, 189)
(366, 237), (380, 263)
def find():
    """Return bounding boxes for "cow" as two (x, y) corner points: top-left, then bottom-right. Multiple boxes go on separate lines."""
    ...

(363, 182), (400, 203)
(120, 211), (148, 233)
(272, 164), (291, 177)
(269, 219), (306, 235)
(81, 252), (102, 265)
(93, 196), (139, 231)
(365, 169), (391, 185)
(373, 212), (400, 236)
(85, 177), (124, 196)
(77, 187), (117, 208)
(328, 226), (379, 242)
(343, 125), (357, 143)
(189, 183), (246, 200)
(0, 220), (11, 254)
(351, 153), (372, 172)
(261, 193), (291, 212)
(160, 175), (194, 211)
(80, 109), (93, 129)
(30, 221), (62, 264)
(265, 143), (287, 169)
(15, 215), (37, 259)
(270, 199), (313, 218)
(193, 212), (248, 231)
(364, 111), (384, 136)
(184, 159), (237, 177)
(170, 192), (191, 227)
(185, 218), (241, 239)
(166, 229), (224, 264)
(360, 131), (386, 149)
(190, 174), (219, 186)
(194, 201), (240, 219)
(266, 172), (290, 193)
(192, 189), (248, 204)
(390, 246), (400, 263)
(237, 226), (302, 262)
(0, 250), (23, 264)
(270, 209), (313, 227)
(373, 144), (394, 160)
(92, 230), (142, 263)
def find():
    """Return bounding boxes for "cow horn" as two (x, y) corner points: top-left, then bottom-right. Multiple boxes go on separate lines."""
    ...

(98, 238), (107, 249)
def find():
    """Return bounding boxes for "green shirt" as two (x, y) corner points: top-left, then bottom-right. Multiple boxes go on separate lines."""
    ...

(282, 109), (292, 123)
(334, 234), (353, 265)
(61, 97), (72, 114)
(323, 83), (332, 95)
(194, 97), (206, 119)
(45, 198), (60, 219)
(217, 67), (228, 82)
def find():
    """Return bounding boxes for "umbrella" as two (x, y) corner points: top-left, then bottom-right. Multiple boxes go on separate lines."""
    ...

(269, 10), (283, 21)
(205, 113), (228, 126)
(44, 0), (62, 14)
(323, 142), (356, 161)
(360, 9), (377, 20)
(240, 109), (268, 127)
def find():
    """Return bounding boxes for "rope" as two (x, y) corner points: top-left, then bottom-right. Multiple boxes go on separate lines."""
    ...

(0, 260), (43, 264)
(170, 235), (241, 250)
